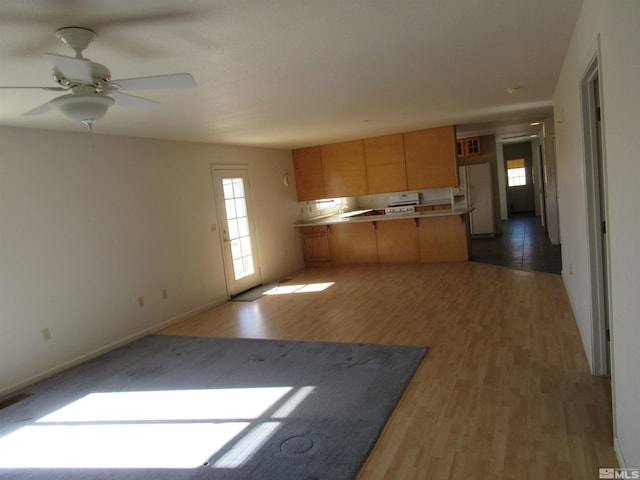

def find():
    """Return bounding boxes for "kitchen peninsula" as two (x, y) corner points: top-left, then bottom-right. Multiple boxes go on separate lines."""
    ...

(292, 124), (471, 266)
(295, 206), (471, 266)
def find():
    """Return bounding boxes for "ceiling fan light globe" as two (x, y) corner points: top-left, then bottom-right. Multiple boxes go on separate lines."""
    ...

(50, 94), (114, 125)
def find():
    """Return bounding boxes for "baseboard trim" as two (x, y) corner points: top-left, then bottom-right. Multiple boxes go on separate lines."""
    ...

(614, 435), (627, 468)
(0, 297), (226, 401)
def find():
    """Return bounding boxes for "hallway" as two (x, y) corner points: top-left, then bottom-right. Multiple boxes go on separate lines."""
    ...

(470, 212), (562, 275)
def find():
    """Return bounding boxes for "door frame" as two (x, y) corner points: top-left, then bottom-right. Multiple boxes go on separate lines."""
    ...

(542, 126), (560, 245)
(211, 164), (262, 297)
(580, 49), (612, 377)
(537, 143), (547, 230)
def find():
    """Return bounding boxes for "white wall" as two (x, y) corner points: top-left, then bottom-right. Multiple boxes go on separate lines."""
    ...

(0, 127), (304, 397)
(553, 0), (640, 468)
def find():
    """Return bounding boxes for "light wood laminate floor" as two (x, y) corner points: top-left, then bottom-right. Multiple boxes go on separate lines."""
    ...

(159, 262), (617, 479)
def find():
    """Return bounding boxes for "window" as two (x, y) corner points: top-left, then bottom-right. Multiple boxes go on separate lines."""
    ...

(304, 197), (346, 217)
(506, 158), (527, 187)
(314, 197), (343, 210)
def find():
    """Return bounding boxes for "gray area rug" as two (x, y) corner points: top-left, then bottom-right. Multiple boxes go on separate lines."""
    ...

(0, 335), (428, 479)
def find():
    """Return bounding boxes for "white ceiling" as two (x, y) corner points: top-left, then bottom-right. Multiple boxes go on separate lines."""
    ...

(0, 0), (582, 149)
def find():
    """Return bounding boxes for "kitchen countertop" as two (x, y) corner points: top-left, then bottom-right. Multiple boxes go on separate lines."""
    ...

(294, 207), (473, 227)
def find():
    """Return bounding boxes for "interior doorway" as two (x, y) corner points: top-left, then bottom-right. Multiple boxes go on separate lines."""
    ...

(503, 142), (536, 214)
(211, 167), (262, 296)
(581, 54), (611, 376)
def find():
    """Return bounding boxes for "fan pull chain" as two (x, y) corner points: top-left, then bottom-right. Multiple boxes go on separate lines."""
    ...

(87, 122), (96, 154)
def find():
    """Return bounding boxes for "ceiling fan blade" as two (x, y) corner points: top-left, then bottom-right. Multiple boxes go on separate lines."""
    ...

(110, 73), (196, 91)
(44, 53), (93, 84)
(110, 91), (160, 112)
(24, 102), (53, 116)
(0, 86), (67, 91)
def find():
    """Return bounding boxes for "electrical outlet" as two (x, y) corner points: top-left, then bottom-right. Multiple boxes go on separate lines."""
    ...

(42, 328), (51, 341)
(138, 297), (144, 307)
(161, 289), (168, 299)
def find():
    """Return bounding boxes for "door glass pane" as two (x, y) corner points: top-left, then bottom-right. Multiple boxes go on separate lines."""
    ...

(240, 236), (252, 256)
(221, 177), (255, 281)
(228, 219), (239, 240)
(237, 217), (249, 237)
(230, 239), (242, 260)
(235, 198), (247, 217)
(225, 199), (237, 219)
(223, 182), (234, 199)
(233, 258), (244, 278)
(242, 256), (255, 276)
(232, 178), (244, 197)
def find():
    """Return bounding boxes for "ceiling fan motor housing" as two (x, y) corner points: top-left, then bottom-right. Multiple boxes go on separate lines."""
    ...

(52, 61), (111, 88)
(53, 27), (111, 88)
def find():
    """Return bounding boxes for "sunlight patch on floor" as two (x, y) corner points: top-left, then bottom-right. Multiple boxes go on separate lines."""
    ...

(264, 282), (334, 295)
(0, 386), (315, 470)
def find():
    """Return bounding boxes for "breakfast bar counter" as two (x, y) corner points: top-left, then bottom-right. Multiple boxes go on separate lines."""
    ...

(294, 206), (472, 228)
(295, 207), (472, 266)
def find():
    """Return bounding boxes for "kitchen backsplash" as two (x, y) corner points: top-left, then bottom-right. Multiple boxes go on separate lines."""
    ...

(297, 187), (452, 220)
(357, 188), (451, 209)
(297, 196), (357, 220)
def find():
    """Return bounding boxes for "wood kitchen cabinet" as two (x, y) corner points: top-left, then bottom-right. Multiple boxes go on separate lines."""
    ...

(293, 146), (325, 201)
(321, 140), (369, 198)
(404, 125), (458, 189)
(293, 125), (460, 200)
(328, 222), (377, 264)
(300, 226), (330, 266)
(417, 215), (469, 262)
(457, 136), (482, 158)
(364, 133), (407, 194)
(375, 219), (419, 263)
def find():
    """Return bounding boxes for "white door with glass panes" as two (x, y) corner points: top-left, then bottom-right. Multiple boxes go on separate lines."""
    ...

(212, 168), (261, 296)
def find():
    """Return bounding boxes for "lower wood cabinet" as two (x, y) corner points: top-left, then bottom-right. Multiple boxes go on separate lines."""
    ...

(328, 223), (378, 264)
(417, 215), (469, 262)
(375, 219), (420, 263)
(300, 226), (330, 266)
(300, 215), (469, 266)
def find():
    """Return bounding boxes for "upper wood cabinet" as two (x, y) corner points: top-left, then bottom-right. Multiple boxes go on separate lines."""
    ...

(457, 136), (482, 158)
(363, 133), (407, 194)
(321, 140), (368, 198)
(292, 125), (459, 200)
(404, 125), (458, 189)
(293, 146), (325, 201)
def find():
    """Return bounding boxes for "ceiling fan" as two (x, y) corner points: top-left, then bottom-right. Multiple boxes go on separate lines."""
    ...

(0, 27), (196, 127)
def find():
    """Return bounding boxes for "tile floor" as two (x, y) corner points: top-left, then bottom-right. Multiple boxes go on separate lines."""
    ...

(470, 212), (562, 275)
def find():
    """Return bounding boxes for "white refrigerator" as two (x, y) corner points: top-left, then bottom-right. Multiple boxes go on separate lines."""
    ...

(459, 163), (495, 237)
